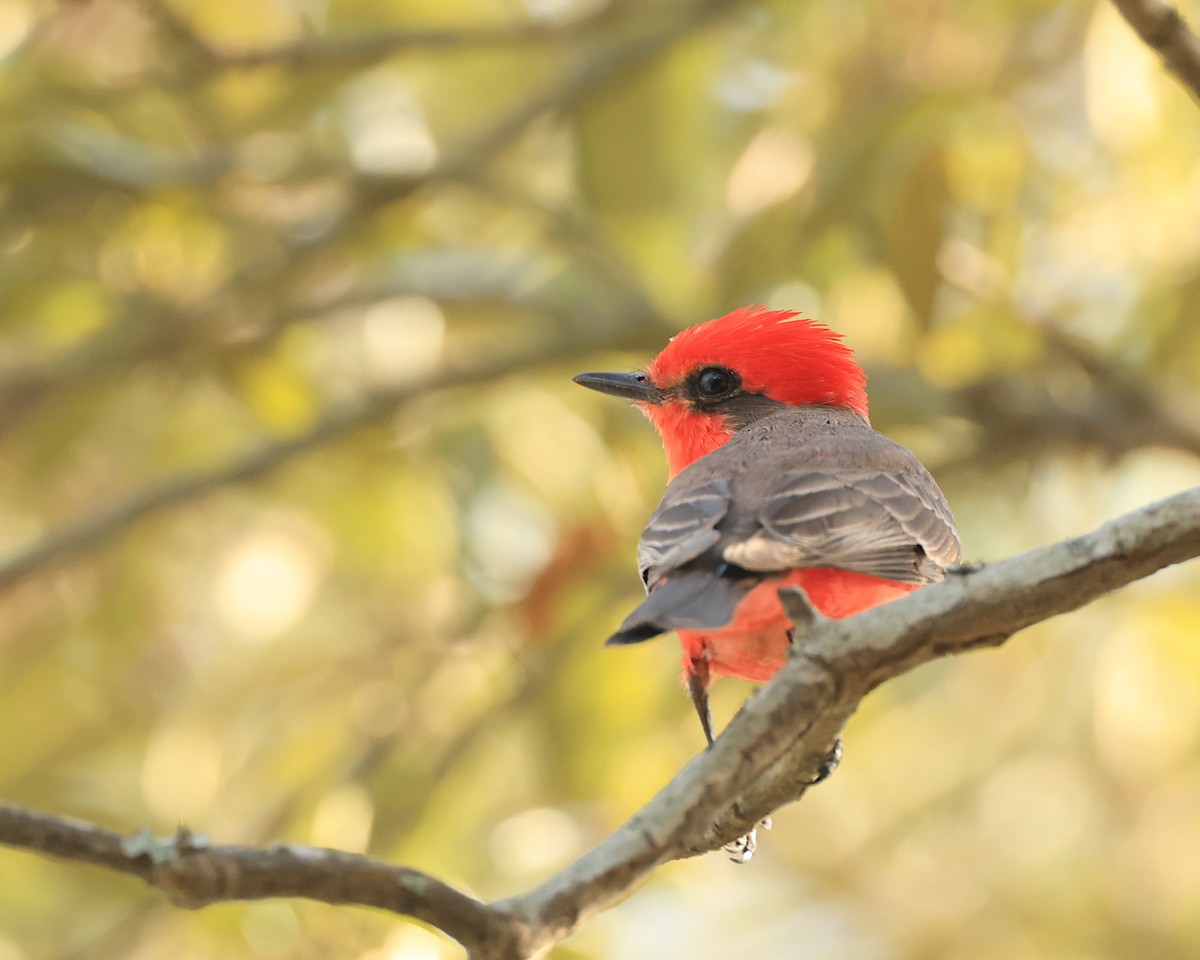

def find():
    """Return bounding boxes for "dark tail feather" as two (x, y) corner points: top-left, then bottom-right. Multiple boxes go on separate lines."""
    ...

(606, 571), (755, 646)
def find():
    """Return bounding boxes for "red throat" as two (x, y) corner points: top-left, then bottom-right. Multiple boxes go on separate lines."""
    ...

(639, 403), (732, 479)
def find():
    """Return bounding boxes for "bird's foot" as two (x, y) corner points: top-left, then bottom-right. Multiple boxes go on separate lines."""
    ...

(808, 738), (843, 785)
(723, 816), (772, 863)
(946, 561), (984, 575)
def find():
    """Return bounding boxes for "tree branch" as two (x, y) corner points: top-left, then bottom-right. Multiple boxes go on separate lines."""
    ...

(0, 805), (512, 958)
(4, 486), (1199, 958)
(1109, 0), (1200, 101)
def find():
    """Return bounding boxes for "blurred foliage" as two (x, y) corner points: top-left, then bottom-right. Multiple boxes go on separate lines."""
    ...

(0, 0), (1199, 957)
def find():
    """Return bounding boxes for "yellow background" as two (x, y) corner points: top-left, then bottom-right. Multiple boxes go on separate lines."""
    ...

(0, 0), (1199, 957)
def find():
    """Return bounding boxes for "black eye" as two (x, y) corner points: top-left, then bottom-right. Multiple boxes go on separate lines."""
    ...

(695, 366), (740, 399)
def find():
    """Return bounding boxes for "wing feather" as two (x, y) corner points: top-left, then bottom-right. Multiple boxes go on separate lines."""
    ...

(632, 408), (961, 599)
(722, 468), (960, 582)
(636, 478), (730, 589)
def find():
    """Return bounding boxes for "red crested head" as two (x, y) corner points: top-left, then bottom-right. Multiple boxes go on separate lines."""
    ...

(574, 305), (869, 478)
(643, 306), (867, 475)
(646, 305), (867, 414)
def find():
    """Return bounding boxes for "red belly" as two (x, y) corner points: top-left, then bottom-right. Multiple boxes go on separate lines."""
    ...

(679, 569), (918, 683)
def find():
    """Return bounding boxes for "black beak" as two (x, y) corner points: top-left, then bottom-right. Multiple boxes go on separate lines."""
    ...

(573, 371), (664, 404)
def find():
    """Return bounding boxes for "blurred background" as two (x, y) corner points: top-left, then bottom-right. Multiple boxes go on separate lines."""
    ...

(0, 0), (1199, 957)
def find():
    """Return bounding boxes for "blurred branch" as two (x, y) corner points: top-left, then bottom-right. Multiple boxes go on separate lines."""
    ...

(1039, 325), (1200, 455)
(0, 0), (702, 576)
(143, 0), (619, 70)
(1, 0), (735, 434)
(334, 0), (751, 223)
(452, 174), (661, 318)
(931, 263), (1200, 469)
(4, 488), (1200, 958)
(0, 1), (743, 579)
(947, 327), (1200, 471)
(1109, 0), (1200, 101)
(0, 323), (656, 595)
(0, 245), (640, 438)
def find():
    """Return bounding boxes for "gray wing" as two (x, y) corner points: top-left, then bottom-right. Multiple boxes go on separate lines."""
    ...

(637, 478), (730, 590)
(722, 468), (961, 583)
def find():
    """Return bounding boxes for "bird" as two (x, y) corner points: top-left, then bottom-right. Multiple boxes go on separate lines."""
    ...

(574, 305), (961, 750)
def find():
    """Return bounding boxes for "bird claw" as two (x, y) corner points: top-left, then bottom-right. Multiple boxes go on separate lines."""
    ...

(723, 816), (772, 863)
(808, 738), (843, 785)
(721, 741), (840, 864)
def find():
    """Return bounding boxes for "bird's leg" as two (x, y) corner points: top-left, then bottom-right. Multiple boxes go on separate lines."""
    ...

(686, 659), (714, 746)
(684, 659), (773, 862)
(685, 658), (777, 862)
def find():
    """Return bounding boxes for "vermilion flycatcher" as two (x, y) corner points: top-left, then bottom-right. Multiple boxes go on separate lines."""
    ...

(575, 305), (961, 747)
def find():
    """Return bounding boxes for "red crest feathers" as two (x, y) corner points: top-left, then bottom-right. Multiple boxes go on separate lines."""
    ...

(646, 305), (868, 417)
